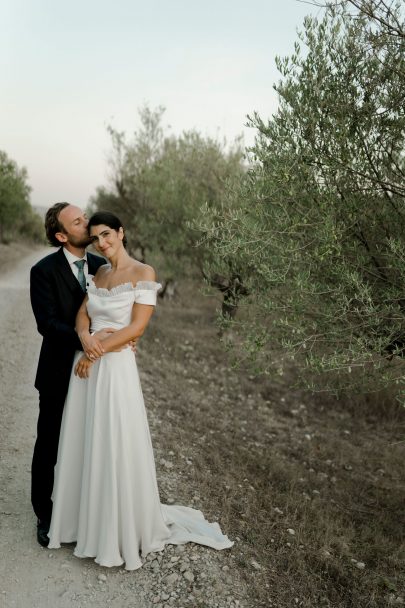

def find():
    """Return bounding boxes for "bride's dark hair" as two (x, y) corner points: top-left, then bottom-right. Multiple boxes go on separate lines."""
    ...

(88, 210), (127, 247)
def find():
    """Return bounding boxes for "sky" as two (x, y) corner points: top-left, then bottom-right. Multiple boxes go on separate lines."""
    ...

(1, 0), (321, 209)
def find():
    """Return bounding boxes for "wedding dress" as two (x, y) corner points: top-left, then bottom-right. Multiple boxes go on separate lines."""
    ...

(48, 279), (232, 570)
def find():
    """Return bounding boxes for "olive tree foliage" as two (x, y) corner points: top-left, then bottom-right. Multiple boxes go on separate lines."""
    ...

(196, 1), (405, 397)
(0, 150), (42, 243)
(91, 106), (245, 298)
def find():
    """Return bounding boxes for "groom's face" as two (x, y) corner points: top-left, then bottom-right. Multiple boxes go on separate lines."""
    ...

(57, 205), (92, 248)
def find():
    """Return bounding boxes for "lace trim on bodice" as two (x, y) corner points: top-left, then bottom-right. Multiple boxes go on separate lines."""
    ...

(87, 276), (162, 297)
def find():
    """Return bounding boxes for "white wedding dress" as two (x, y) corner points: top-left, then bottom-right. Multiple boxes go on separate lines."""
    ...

(48, 279), (232, 570)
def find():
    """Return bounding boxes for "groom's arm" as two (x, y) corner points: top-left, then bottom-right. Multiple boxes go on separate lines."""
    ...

(30, 263), (82, 350)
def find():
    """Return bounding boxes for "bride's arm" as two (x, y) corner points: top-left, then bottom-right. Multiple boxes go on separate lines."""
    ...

(76, 265), (117, 359)
(98, 302), (155, 354)
(75, 296), (90, 338)
(75, 296), (114, 359)
(75, 297), (101, 358)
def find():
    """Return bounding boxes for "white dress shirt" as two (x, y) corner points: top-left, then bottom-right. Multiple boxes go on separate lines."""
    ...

(63, 248), (89, 287)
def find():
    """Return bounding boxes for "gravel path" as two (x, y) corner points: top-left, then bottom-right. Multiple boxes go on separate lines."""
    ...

(0, 248), (244, 608)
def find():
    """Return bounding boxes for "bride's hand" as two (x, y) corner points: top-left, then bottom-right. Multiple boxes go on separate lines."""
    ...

(74, 355), (93, 379)
(80, 332), (104, 360)
(81, 329), (116, 360)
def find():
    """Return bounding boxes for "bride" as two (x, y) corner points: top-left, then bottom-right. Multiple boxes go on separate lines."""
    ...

(47, 211), (232, 570)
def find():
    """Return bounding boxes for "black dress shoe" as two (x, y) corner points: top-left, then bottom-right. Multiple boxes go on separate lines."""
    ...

(37, 520), (50, 547)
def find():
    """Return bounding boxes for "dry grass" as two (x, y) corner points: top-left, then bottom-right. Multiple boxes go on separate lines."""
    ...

(137, 279), (405, 608)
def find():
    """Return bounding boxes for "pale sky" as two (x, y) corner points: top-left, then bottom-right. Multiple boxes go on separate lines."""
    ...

(1, 0), (320, 208)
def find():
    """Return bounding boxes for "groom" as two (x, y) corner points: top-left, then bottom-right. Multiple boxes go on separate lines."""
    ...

(30, 202), (105, 547)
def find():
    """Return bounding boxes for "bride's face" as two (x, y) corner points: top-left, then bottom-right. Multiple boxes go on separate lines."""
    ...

(89, 224), (124, 258)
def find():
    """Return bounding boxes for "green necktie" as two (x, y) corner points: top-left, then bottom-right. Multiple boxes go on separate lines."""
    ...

(74, 259), (86, 292)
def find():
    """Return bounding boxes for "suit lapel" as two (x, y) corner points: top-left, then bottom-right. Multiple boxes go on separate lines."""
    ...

(87, 252), (105, 276)
(55, 248), (105, 293)
(55, 247), (83, 295)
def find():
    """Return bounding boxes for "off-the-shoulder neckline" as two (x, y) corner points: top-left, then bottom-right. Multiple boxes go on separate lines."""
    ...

(90, 277), (133, 291)
(87, 276), (161, 296)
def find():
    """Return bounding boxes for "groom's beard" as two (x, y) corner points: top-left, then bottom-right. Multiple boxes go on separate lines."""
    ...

(67, 234), (92, 248)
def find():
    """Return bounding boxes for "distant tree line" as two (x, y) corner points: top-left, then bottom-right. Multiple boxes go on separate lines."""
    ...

(0, 150), (43, 244)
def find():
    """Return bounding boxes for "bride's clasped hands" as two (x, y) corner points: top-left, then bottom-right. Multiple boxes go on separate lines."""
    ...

(75, 303), (140, 378)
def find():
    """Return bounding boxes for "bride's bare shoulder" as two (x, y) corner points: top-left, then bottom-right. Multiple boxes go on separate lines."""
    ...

(129, 260), (156, 283)
(93, 263), (111, 279)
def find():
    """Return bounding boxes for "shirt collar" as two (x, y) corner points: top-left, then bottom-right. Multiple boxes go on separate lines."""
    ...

(63, 248), (88, 266)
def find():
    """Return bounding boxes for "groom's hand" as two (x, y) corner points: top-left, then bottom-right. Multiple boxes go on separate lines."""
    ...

(97, 331), (138, 354)
(93, 328), (117, 342)
(74, 355), (93, 379)
(111, 338), (138, 353)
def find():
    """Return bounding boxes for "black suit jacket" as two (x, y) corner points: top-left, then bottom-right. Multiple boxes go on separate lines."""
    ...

(30, 247), (105, 397)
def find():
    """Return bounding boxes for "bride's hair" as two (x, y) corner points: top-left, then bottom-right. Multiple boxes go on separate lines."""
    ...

(88, 211), (127, 247)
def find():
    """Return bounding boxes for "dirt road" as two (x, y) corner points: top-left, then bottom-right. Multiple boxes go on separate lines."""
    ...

(0, 248), (245, 608)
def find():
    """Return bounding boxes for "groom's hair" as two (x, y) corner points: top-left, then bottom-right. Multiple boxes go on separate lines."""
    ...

(45, 202), (70, 247)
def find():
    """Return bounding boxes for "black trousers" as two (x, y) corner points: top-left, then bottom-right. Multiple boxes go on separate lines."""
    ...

(31, 392), (66, 523)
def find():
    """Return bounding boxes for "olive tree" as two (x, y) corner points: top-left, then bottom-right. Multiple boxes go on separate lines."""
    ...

(196, 1), (405, 397)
